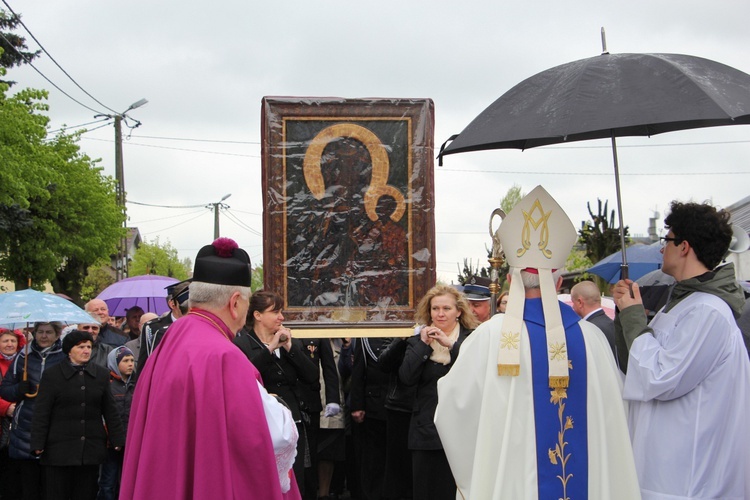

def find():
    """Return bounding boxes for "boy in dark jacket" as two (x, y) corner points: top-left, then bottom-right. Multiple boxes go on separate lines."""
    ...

(98, 346), (135, 500)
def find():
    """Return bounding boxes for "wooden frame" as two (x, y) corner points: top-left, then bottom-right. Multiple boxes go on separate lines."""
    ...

(261, 97), (435, 332)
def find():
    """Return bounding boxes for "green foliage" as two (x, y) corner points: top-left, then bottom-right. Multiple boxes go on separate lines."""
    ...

(456, 185), (523, 286)
(0, 10), (41, 86)
(80, 263), (116, 303)
(500, 184), (524, 215)
(578, 199), (630, 293)
(251, 264), (263, 292)
(0, 85), (124, 291)
(578, 199), (630, 264)
(565, 250), (594, 282)
(129, 238), (190, 280)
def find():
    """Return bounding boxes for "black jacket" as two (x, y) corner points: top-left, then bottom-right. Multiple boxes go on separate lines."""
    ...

(587, 309), (617, 361)
(297, 338), (341, 413)
(30, 360), (125, 466)
(378, 337), (417, 413)
(399, 326), (472, 450)
(233, 329), (318, 422)
(350, 338), (391, 421)
(0, 339), (66, 460)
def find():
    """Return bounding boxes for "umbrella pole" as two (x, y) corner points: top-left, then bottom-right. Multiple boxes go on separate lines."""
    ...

(610, 132), (629, 281)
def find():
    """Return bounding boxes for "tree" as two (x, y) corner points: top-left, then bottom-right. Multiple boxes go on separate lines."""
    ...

(251, 264), (263, 292)
(129, 238), (190, 279)
(578, 199), (630, 264)
(80, 263), (116, 303)
(0, 10), (41, 86)
(0, 84), (124, 292)
(565, 250), (594, 282)
(578, 199), (629, 292)
(456, 184), (524, 288)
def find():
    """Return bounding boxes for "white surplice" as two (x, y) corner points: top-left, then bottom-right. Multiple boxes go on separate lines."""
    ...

(624, 292), (750, 500)
(435, 313), (640, 500)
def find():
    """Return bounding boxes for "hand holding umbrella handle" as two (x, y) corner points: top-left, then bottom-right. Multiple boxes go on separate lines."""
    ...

(21, 343), (38, 399)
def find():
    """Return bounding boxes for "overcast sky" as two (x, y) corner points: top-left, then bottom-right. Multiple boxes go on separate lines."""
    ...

(5, 0), (750, 283)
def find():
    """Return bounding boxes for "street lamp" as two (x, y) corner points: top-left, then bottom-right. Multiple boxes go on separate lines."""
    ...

(210, 193), (232, 239)
(96, 98), (148, 281)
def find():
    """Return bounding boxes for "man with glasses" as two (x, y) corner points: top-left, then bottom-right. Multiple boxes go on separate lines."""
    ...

(613, 201), (750, 499)
(76, 323), (113, 368)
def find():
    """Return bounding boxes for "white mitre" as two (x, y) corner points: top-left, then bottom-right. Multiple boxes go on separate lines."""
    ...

(496, 185), (577, 388)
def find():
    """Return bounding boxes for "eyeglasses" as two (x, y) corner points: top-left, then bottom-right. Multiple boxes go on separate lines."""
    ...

(659, 236), (681, 247)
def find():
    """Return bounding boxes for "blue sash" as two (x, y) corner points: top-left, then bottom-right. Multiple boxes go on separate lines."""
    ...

(525, 298), (588, 500)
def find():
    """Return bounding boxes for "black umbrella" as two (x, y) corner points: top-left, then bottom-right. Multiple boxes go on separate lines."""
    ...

(439, 51), (750, 279)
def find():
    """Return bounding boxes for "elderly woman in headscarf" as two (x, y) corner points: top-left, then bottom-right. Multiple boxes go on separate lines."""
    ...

(0, 322), (66, 500)
(398, 284), (479, 500)
(30, 330), (125, 500)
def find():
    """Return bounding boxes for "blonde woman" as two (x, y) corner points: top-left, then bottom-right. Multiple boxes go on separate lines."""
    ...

(398, 285), (478, 500)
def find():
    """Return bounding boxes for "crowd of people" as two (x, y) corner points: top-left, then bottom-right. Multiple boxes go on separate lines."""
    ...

(0, 189), (749, 500)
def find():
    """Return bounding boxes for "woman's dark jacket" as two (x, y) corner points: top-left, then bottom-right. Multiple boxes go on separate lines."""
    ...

(0, 339), (65, 460)
(378, 337), (417, 413)
(30, 360), (125, 466)
(233, 328), (319, 422)
(350, 338), (391, 421)
(398, 326), (472, 450)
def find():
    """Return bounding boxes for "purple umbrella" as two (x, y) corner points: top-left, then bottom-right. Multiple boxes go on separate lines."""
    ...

(97, 275), (179, 316)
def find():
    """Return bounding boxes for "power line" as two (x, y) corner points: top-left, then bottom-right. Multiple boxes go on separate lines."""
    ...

(128, 200), (207, 209)
(223, 209), (263, 236)
(47, 117), (112, 135)
(82, 137), (260, 158)
(131, 208), (207, 225)
(131, 134), (260, 145)
(141, 210), (209, 236)
(1, 0), (118, 114)
(0, 31), (105, 114)
(439, 168), (750, 176)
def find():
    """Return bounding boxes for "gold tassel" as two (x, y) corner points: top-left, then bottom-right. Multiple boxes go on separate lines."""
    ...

(497, 364), (520, 376)
(549, 376), (569, 388)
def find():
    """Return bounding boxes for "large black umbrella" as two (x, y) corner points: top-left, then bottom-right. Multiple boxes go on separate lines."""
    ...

(438, 51), (750, 279)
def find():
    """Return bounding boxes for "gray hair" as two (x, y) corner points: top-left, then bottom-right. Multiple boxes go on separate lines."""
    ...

(517, 268), (564, 289)
(189, 282), (251, 310)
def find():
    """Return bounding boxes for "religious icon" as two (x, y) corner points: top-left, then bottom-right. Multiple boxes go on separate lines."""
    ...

(261, 98), (436, 327)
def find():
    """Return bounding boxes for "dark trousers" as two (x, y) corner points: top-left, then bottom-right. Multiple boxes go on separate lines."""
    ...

(17, 459), (44, 500)
(96, 448), (123, 500)
(44, 465), (99, 500)
(359, 418), (387, 500)
(411, 449), (455, 500)
(293, 422), (307, 498)
(383, 410), (412, 499)
(303, 413), (320, 500)
(0, 448), (23, 500)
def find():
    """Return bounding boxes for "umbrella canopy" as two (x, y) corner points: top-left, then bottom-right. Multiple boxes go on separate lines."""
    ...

(440, 53), (750, 155)
(0, 289), (97, 327)
(587, 243), (663, 284)
(97, 275), (179, 316)
(439, 52), (750, 279)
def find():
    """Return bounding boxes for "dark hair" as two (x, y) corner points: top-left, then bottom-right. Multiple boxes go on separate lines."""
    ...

(664, 201), (732, 270)
(247, 291), (284, 326)
(32, 322), (62, 337)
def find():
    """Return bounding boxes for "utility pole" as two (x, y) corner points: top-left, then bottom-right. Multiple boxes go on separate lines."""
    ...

(114, 115), (126, 281)
(98, 98), (148, 281)
(211, 193), (232, 240)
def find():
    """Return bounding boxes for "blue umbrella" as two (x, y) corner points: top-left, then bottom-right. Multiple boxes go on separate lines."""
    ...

(587, 243), (663, 284)
(0, 289), (97, 327)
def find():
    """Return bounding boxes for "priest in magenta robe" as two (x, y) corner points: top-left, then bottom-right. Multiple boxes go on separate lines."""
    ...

(121, 238), (300, 500)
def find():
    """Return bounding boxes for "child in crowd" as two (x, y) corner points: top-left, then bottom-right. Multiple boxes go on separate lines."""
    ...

(97, 346), (135, 500)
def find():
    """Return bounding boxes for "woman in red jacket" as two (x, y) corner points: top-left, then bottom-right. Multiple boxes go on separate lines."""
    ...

(0, 328), (26, 499)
